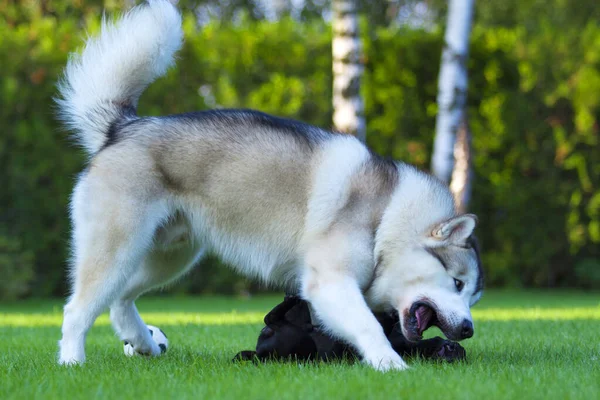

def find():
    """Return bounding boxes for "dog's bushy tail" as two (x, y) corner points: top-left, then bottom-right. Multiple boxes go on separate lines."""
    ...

(56, 0), (183, 155)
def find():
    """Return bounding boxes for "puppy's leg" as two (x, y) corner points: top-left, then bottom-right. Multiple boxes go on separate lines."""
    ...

(390, 334), (467, 362)
(110, 239), (204, 356)
(59, 180), (164, 365)
(301, 271), (407, 371)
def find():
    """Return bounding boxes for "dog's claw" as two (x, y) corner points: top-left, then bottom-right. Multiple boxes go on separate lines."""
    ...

(374, 358), (409, 372)
(363, 350), (409, 372)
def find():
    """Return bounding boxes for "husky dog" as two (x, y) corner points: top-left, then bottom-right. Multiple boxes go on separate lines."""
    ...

(56, 0), (483, 371)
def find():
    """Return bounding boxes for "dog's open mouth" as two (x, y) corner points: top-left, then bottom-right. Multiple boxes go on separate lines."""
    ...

(415, 304), (435, 335)
(406, 301), (439, 341)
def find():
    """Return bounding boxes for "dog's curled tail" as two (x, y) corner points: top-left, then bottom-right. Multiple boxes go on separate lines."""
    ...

(56, 0), (183, 155)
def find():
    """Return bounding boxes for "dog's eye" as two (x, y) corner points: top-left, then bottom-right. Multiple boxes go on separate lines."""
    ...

(454, 278), (465, 292)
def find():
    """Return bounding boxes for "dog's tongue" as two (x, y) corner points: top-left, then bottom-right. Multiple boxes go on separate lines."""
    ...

(415, 305), (433, 335)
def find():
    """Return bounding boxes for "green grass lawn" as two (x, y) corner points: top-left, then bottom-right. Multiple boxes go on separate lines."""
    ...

(1, 291), (599, 400)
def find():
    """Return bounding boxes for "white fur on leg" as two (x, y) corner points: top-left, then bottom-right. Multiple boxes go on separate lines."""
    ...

(109, 236), (204, 358)
(59, 301), (89, 365)
(302, 274), (408, 372)
(59, 172), (168, 365)
(111, 301), (161, 356)
(59, 273), (134, 365)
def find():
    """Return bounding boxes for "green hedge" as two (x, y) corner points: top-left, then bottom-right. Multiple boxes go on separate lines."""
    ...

(1, 8), (599, 298)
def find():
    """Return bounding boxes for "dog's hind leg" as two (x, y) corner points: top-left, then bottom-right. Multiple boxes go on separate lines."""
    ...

(59, 177), (166, 365)
(110, 228), (205, 356)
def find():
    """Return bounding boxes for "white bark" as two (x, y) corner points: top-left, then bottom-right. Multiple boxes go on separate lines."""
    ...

(332, 0), (365, 142)
(431, 0), (474, 183)
(449, 116), (472, 213)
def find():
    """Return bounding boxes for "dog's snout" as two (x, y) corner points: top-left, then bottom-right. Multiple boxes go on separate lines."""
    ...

(460, 319), (474, 339)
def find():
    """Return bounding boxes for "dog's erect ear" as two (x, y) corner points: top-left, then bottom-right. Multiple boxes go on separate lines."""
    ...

(426, 214), (477, 246)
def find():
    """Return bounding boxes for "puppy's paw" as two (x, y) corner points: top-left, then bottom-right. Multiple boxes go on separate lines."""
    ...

(434, 340), (466, 362)
(232, 350), (257, 362)
(364, 351), (409, 372)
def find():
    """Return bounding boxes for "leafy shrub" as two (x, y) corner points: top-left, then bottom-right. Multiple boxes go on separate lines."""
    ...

(1, 3), (598, 297)
(0, 235), (34, 300)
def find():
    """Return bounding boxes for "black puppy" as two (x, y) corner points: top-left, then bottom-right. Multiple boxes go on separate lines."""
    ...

(234, 295), (466, 363)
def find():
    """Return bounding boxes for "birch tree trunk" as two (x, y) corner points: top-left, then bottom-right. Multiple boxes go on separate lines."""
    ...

(431, 0), (474, 183)
(449, 115), (472, 213)
(332, 0), (366, 142)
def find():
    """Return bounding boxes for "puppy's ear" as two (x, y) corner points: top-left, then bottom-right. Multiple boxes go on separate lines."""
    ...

(426, 214), (477, 247)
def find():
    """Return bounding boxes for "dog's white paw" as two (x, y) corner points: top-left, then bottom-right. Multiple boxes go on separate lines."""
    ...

(124, 325), (169, 357)
(363, 351), (409, 372)
(58, 357), (84, 366)
(58, 340), (85, 366)
(58, 350), (85, 365)
(123, 340), (162, 357)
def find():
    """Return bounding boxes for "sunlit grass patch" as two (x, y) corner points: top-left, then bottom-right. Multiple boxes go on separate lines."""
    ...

(2, 306), (599, 328)
(0, 311), (266, 327)
(472, 307), (600, 321)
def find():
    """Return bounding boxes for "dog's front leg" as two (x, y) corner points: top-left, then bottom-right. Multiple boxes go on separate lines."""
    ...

(301, 272), (407, 371)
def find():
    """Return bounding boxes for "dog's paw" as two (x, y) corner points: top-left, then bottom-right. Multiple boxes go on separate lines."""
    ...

(232, 350), (258, 362)
(58, 340), (85, 365)
(124, 325), (168, 357)
(58, 356), (84, 366)
(434, 340), (466, 362)
(124, 340), (163, 357)
(364, 351), (409, 372)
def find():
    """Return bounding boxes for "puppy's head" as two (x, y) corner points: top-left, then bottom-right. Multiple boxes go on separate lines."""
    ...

(370, 214), (483, 343)
(256, 297), (317, 360)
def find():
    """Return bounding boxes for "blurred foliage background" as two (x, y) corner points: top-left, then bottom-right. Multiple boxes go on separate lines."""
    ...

(1, 0), (599, 299)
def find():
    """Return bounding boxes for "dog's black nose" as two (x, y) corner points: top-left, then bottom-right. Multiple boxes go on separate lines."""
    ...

(460, 319), (473, 339)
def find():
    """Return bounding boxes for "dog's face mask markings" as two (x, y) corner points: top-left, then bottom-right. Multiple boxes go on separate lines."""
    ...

(382, 214), (482, 343)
